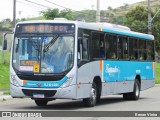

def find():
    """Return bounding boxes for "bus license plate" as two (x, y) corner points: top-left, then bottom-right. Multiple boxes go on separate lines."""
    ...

(33, 94), (44, 98)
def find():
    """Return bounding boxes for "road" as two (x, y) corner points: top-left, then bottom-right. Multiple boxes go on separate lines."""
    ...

(0, 86), (160, 119)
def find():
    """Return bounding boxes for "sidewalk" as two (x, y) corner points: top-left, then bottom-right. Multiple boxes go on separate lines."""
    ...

(0, 90), (13, 102)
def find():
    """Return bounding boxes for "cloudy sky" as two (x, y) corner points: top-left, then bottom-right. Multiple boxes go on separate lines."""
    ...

(0, 0), (145, 20)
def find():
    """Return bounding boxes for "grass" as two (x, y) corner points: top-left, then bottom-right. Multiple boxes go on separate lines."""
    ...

(0, 51), (10, 89)
(3, 90), (10, 95)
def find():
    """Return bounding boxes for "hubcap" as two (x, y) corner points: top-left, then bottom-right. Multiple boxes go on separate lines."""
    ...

(135, 83), (139, 97)
(91, 88), (96, 102)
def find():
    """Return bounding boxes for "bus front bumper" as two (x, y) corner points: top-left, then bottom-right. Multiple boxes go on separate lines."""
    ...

(10, 83), (77, 99)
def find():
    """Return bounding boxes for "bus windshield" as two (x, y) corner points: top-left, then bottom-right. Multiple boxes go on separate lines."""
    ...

(12, 34), (74, 73)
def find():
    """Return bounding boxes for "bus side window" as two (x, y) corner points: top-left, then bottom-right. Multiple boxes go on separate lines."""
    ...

(91, 32), (105, 59)
(129, 38), (138, 60)
(82, 37), (89, 60)
(105, 34), (117, 59)
(139, 40), (146, 61)
(78, 37), (89, 60)
(117, 36), (128, 59)
(147, 41), (155, 61)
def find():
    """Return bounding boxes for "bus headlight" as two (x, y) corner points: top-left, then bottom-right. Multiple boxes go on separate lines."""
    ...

(11, 74), (20, 87)
(61, 76), (74, 88)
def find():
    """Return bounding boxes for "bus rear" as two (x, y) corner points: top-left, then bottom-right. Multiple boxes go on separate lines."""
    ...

(10, 21), (78, 106)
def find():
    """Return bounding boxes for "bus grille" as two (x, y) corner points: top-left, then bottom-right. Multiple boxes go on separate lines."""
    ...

(22, 89), (57, 97)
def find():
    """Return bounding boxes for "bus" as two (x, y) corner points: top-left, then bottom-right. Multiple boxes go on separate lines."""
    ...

(3, 18), (155, 107)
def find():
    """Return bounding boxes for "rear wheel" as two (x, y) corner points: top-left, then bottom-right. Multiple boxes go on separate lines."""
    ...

(35, 100), (48, 106)
(123, 80), (140, 100)
(83, 82), (97, 107)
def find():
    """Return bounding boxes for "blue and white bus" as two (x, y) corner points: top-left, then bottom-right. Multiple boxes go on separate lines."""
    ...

(4, 18), (155, 107)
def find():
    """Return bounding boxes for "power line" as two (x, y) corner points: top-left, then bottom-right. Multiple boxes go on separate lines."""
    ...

(17, 0), (46, 10)
(22, 0), (51, 9)
(44, 0), (74, 10)
(21, 0), (97, 17)
(44, 0), (96, 16)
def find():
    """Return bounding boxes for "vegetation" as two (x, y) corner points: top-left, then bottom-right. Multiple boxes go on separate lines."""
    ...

(124, 6), (160, 54)
(0, 51), (10, 89)
(41, 8), (73, 20)
(0, 32), (2, 45)
(156, 63), (160, 84)
(3, 90), (10, 95)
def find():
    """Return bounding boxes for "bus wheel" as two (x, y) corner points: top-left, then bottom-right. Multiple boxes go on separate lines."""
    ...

(35, 100), (48, 106)
(83, 82), (97, 107)
(123, 80), (140, 100)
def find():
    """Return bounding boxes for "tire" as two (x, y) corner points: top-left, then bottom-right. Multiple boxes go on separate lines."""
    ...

(35, 100), (48, 106)
(123, 80), (140, 100)
(83, 82), (97, 107)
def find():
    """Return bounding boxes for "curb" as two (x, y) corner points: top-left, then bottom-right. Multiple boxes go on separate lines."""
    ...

(155, 84), (160, 87)
(0, 95), (13, 102)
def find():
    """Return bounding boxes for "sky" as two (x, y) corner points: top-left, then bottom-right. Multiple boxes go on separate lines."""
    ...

(0, 0), (145, 21)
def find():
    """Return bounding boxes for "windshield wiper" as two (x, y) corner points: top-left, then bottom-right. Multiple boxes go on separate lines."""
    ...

(43, 35), (59, 52)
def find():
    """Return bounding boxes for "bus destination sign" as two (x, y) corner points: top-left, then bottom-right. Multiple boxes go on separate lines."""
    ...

(16, 24), (75, 33)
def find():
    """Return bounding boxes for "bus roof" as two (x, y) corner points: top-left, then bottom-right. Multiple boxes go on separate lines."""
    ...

(17, 19), (154, 40)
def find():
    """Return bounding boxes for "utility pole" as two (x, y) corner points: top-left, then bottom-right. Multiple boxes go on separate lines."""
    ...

(91, 5), (94, 10)
(13, 0), (16, 28)
(148, 0), (152, 34)
(96, 0), (100, 22)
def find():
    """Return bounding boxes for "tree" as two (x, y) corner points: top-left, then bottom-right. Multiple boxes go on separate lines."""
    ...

(125, 6), (148, 33)
(107, 6), (113, 11)
(125, 6), (160, 55)
(41, 8), (73, 20)
(41, 8), (60, 20)
(60, 9), (73, 20)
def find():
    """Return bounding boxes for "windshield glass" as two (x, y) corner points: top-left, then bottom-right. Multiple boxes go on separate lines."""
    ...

(12, 34), (74, 73)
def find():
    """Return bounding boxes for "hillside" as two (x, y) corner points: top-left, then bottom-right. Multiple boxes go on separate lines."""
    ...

(111, 0), (160, 17)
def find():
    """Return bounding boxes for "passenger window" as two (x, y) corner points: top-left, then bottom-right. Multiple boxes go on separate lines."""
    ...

(78, 29), (90, 61)
(129, 38), (138, 60)
(82, 38), (89, 60)
(92, 32), (105, 58)
(139, 40), (147, 61)
(105, 34), (117, 59)
(118, 36), (128, 59)
(147, 41), (154, 61)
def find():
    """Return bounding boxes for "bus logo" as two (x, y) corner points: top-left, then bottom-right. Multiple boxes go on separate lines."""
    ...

(37, 83), (41, 87)
(105, 64), (119, 74)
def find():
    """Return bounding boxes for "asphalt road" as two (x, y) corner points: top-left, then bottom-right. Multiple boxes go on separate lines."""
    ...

(0, 86), (160, 119)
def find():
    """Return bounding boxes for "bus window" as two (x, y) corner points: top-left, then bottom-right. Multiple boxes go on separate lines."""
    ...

(139, 40), (147, 61)
(105, 34), (117, 59)
(92, 32), (105, 59)
(147, 41), (155, 61)
(129, 38), (138, 60)
(117, 36), (128, 59)
(78, 29), (90, 60)
(82, 37), (89, 60)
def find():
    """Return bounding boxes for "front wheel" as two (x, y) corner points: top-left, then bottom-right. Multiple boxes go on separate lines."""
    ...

(123, 80), (140, 100)
(35, 100), (48, 106)
(83, 82), (97, 107)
